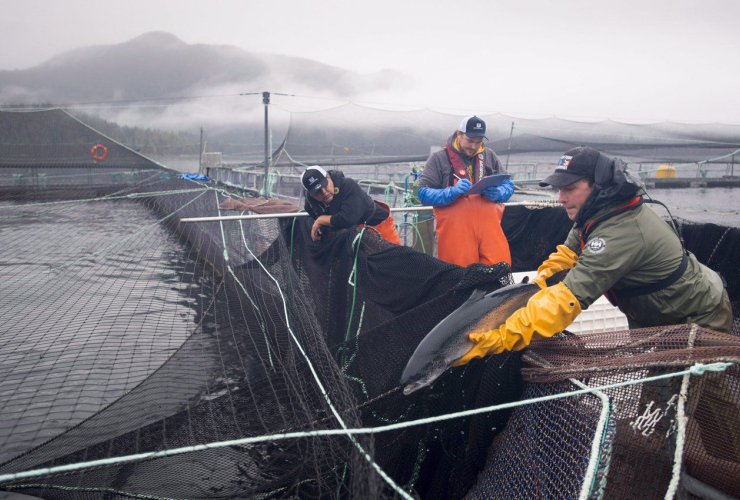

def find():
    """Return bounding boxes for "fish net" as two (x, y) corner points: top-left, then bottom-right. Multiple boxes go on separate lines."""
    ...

(511, 326), (740, 500)
(278, 103), (740, 182)
(1, 109), (740, 500)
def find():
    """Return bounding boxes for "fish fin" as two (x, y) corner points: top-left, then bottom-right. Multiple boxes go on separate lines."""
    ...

(463, 289), (488, 305)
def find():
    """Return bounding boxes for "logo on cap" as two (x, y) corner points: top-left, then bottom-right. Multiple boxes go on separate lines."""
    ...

(302, 165), (329, 195)
(556, 155), (573, 170)
(474, 123), (483, 129)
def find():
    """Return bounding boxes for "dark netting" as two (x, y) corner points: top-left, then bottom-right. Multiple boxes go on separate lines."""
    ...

(515, 326), (740, 499)
(0, 168), (524, 499)
(678, 219), (740, 323)
(466, 380), (618, 500)
(2, 109), (740, 500)
(500, 205), (573, 273)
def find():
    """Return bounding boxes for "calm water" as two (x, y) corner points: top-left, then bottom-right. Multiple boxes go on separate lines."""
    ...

(0, 200), (202, 463)
(514, 187), (740, 227)
(644, 187), (740, 227)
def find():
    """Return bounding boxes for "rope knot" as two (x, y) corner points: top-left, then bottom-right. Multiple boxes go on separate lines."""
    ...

(690, 362), (733, 376)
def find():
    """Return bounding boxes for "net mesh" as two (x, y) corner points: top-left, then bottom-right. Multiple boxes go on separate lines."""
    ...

(280, 104), (740, 177)
(1, 109), (739, 500)
(518, 326), (740, 499)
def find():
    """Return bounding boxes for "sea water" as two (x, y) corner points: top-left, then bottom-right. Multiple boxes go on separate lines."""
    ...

(0, 200), (203, 463)
(645, 187), (740, 227)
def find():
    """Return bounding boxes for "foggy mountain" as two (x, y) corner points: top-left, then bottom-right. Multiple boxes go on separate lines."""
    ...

(2, 32), (735, 165)
(0, 31), (406, 105)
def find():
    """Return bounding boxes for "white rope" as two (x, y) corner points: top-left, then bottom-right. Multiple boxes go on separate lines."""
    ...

(575, 378), (610, 500)
(524, 348), (612, 500)
(214, 190), (229, 263)
(665, 325), (697, 500)
(689, 362), (733, 374)
(230, 218), (413, 499)
(1, 362), (730, 485)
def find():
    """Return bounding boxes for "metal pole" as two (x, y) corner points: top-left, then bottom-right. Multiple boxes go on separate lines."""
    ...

(199, 127), (203, 175)
(263, 91), (271, 197)
(505, 121), (514, 171)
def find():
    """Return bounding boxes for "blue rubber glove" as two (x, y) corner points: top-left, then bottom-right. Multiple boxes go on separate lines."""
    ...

(453, 179), (472, 196)
(482, 179), (514, 203)
(418, 179), (472, 207)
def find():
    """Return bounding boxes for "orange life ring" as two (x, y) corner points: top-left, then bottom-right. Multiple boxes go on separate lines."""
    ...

(91, 144), (108, 162)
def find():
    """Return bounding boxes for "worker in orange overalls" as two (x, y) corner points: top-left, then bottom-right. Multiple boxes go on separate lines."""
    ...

(417, 116), (513, 266)
(302, 166), (401, 245)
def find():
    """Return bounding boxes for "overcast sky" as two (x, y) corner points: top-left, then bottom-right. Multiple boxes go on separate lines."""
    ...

(1, 0), (739, 123)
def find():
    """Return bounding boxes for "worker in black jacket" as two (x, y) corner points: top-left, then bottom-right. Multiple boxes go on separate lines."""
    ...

(302, 166), (401, 244)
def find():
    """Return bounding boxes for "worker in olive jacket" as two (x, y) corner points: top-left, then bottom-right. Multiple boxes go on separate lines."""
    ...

(455, 146), (733, 364)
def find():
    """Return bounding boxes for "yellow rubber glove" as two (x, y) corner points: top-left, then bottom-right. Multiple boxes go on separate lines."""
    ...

(533, 245), (579, 289)
(452, 282), (582, 366)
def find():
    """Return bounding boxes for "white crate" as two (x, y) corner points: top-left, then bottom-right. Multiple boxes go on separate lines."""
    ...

(203, 152), (223, 169)
(511, 271), (628, 334)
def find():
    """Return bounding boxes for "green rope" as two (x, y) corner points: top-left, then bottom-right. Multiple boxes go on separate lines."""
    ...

(0, 179), (189, 214)
(587, 399), (611, 496)
(289, 216), (300, 263)
(260, 169), (279, 196)
(345, 228), (367, 342)
(395, 221), (426, 253)
(0, 168), (161, 180)
(337, 463), (348, 499)
(384, 182), (395, 206)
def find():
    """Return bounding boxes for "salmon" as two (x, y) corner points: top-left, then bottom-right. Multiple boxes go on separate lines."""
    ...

(400, 271), (568, 395)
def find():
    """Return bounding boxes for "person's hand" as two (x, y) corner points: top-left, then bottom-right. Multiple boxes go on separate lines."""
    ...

(451, 329), (504, 367)
(482, 180), (514, 203)
(311, 220), (323, 242)
(453, 282), (581, 367)
(452, 179), (472, 197)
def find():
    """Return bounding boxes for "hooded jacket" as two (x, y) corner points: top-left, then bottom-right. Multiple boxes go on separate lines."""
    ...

(562, 160), (731, 331)
(304, 170), (388, 229)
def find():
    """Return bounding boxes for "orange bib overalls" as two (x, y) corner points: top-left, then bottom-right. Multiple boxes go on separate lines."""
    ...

(434, 191), (510, 267)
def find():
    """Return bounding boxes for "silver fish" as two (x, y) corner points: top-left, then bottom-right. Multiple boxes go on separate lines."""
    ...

(400, 271), (568, 395)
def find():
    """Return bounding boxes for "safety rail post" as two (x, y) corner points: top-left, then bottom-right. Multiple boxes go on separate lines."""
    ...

(263, 91), (271, 197)
(199, 127), (204, 175)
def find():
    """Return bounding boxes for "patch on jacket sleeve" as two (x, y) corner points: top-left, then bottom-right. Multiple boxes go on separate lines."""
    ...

(586, 237), (606, 254)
